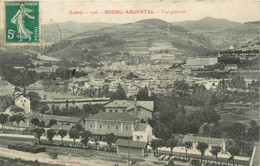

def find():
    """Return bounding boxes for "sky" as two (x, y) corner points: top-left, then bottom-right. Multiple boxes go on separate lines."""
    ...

(38, 0), (260, 24)
(0, 0), (259, 29)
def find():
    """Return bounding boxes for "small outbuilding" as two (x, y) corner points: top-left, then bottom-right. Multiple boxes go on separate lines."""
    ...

(115, 139), (148, 158)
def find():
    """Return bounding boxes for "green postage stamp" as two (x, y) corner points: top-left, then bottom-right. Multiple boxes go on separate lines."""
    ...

(5, 1), (39, 44)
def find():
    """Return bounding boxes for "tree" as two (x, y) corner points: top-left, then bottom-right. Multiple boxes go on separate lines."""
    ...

(81, 130), (92, 148)
(166, 138), (178, 156)
(210, 146), (222, 165)
(185, 141), (193, 161)
(40, 103), (49, 114)
(228, 145), (240, 166)
(58, 129), (67, 146)
(31, 128), (45, 144)
(150, 139), (164, 156)
(110, 84), (127, 101)
(48, 119), (57, 127)
(38, 120), (45, 127)
(196, 142), (209, 163)
(27, 91), (41, 112)
(10, 106), (24, 113)
(71, 124), (84, 132)
(0, 113), (9, 131)
(150, 139), (158, 156)
(9, 114), (25, 131)
(136, 87), (150, 101)
(69, 128), (80, 147)
(30, 117), (40, 127)
(46, 129), (56, 144)
(105, 133), (117, 151)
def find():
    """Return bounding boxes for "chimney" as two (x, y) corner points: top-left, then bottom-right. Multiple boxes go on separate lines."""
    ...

(134, 97), (138, 117)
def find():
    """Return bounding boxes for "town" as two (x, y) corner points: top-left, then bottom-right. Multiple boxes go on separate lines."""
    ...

(0, 17), (259, 166)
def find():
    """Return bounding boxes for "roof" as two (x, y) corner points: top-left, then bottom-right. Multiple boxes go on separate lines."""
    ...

(50, 124), (72, 131)
(126, 101), (154, 112)
(115, 139), (147, 149)
(105, 100), (154, 112)
(134, 123), (148, 132)
(85, 112), (136, 122)
(15, 95), (30, 103)
(105, 100), (133, 108)
(29, 113), (83, 124)
(42, 114), (83, 123)
(183, 135), (225, 146)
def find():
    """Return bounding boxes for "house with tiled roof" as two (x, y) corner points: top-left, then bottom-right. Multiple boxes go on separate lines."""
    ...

(132, 123), (152, 142)
(182, 135), (226, 152)
(85, 112), (138, 141)
(104, 99), (154, 121)
(85, 112), (153, 142)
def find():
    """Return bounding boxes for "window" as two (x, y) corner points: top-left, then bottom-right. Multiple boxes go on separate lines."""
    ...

(99, 124), (102, 129)
(109, 110), (113, 113)
(116, 125), (119, 130)
(125, 125), (129, 131)
(22, 103), (25, 107)
(115, 109), (118, 113)
(107, 124), (110, 129)
(24, 100), (26, 102)
(90, 123), (93, 128)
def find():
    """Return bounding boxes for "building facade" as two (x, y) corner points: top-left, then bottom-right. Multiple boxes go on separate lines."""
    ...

(15, 95), (31, 114)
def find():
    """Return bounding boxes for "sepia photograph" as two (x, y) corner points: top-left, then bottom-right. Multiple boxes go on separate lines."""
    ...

(0, 0), (259, 165)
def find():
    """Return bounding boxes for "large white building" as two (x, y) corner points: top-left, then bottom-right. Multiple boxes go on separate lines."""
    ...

(15, 95), (31, 114)
(186, 57), (218, 69)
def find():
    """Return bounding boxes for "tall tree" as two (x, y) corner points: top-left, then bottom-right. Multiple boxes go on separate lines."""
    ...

(58, 129), (67, 146)
(69, 128), (80, 147)
(136, 87), (150, 101)
(210, 146), (222, 165)
(46, 129), (56, 144)
(9, 114), (25, 131)
(150, 139), (158, 156)
(31, 128), (45, 144)
(228, 145), (240, 166)
(0, 113), (9, 131)
(105, 133), (117, 151)
(81, 130), (92, 148)
(166, 138), (178, 156)
(30, 117), (40, 127)
(185, 141), (193, 161)
(196, 142), (209, 163)
(27, 91), (41, 112)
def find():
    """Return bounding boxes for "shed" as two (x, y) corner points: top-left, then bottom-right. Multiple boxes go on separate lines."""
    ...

(115, 139), (148, 158)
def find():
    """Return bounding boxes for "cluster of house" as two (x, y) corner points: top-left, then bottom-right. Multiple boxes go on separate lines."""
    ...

(2, 93), (232, 159)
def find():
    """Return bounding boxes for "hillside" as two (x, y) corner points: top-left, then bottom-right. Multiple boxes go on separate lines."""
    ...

(41, 21), (116, 43)
(43, 18), (219, 64)
(174, 17), (259, 48)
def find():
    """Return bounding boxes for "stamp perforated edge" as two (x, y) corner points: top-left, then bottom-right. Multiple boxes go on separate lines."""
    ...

(3, 0), (42, 47)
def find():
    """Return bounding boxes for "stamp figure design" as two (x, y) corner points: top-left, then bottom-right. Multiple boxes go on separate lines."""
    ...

(5, 1), (39, 44)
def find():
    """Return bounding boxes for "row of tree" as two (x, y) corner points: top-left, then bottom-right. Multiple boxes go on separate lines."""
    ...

(30, 118), (117, 151)
(151, 138), (241, 166)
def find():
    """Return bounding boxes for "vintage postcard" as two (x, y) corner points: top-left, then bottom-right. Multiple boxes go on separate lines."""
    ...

(0, 0), (259, 166)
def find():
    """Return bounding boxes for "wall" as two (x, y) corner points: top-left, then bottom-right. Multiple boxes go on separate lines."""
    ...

(16, 98), (30, 114)
(86, 120), (134, 134)
(127, 107), (152, 121)
(118, 146), (144, 158)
